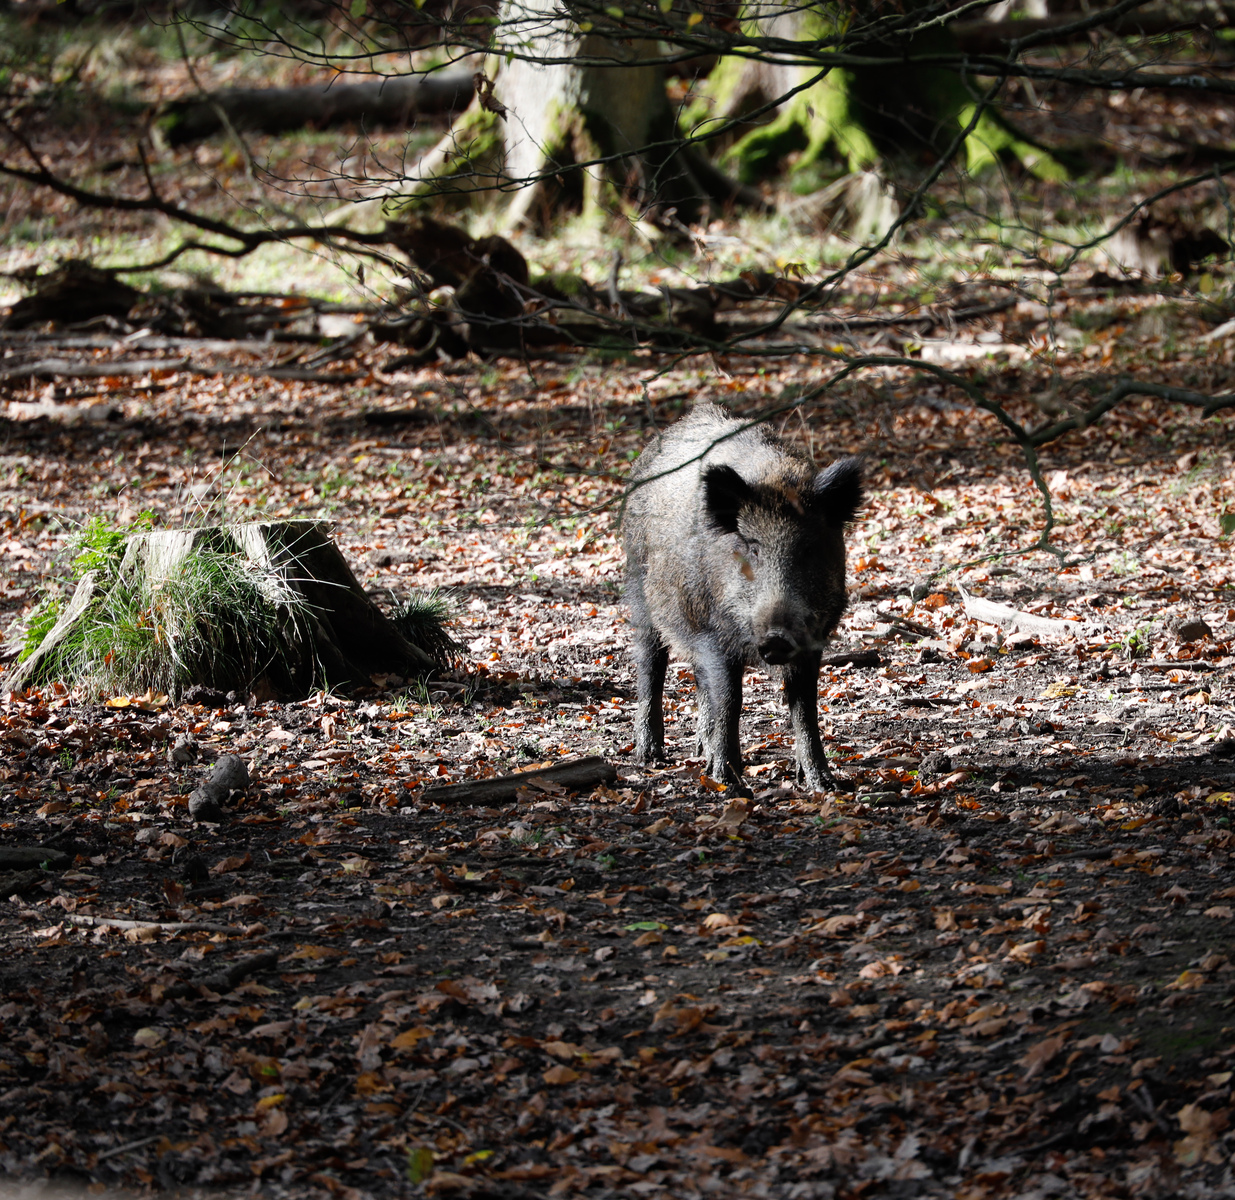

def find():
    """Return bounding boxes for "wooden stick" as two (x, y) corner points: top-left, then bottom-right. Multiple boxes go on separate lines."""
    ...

(0, 358), (363, 384)
(820, 648), (882, 668)
(53, 913), (243, 935)
(958, 585), (1081, 637)
(422, 755), (618, 806)
(163, 949), (281, 998)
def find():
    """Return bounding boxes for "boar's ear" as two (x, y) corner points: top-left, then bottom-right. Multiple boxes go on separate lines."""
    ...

(812, 457), (863, 529)
(703, 464), (755, 534)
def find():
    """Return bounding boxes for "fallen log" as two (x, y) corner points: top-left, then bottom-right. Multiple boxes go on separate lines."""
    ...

(153, 69), (476, 146)
(1, 262), (139, 330)
(0, 846), (71, 870)
(0, 358), (363, 385)
(422, 756), (618, 806)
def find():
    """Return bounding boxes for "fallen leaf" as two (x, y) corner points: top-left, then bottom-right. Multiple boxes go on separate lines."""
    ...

(1022, 1034), (1067, 1079)
(1165, 970), (1207, 991)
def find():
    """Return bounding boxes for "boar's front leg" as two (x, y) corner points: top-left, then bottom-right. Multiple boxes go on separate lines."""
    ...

(784, 650), (840, 791)
(693, 686), (709, 757)
(633, 627), (669, 764)
(693, 645), (749, 795)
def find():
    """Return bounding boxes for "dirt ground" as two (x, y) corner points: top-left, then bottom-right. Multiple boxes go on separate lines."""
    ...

(0, 340), (1233, 1199)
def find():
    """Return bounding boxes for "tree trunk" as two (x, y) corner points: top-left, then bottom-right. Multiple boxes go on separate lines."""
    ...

(333, 0), (761, 232)
(493, 7), (764, 228)
(152, 70), (476, 147)
(690, 3), (1067, 222)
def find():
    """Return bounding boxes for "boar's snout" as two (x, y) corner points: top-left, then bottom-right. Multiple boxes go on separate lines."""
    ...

(757, 627), (800, 665)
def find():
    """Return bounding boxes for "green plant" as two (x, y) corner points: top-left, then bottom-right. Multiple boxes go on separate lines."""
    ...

(19, 599), (62, 663)
(20, 512), (154, 664)
(72, 511), (157, 575)
(410, 680), (443, 722)
(511, 826), (557, 847)
(1113, 624), (1154, 660)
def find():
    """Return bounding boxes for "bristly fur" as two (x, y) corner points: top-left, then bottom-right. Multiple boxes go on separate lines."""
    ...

(623, 404), (862, 795)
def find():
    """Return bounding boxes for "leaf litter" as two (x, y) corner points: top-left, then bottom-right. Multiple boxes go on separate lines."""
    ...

(4, 54), (1235, 1184)
(0, 339), (1232, 1200)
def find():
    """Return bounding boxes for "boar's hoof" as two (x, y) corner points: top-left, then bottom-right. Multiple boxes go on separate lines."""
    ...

(706, 763), (752, 798)
(797, 761), (852, 794)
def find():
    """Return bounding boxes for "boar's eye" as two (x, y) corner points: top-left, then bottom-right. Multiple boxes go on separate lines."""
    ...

(745, 539), (761, 561)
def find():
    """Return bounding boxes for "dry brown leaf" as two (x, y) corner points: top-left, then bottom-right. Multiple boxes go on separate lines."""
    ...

(1021, 1034), (1067, 1079)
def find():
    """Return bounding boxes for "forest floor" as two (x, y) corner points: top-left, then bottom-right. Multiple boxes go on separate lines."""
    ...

(0, 333), (1233, 1200)
(2, 15), (1235, 1198)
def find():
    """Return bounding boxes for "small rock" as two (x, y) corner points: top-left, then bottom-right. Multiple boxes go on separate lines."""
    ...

(188, 754), (250, 823)
(1174, 616), (1213, 642)
(207, 754), (250, 793)
(1211, 738), (1235, 760)
(188, 793), (225, 823)
(919, 751), (953, 779)
(182, 685), (231, 709)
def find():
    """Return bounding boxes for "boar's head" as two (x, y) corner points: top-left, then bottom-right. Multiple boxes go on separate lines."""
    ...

(703, 457), (863, 666)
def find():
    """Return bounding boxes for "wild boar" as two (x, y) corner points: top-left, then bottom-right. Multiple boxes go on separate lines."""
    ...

(623, 404), (862, 794)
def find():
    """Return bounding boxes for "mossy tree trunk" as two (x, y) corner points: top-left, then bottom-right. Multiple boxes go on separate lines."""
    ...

(362, 0), (760, 232)
(690, 4), (1067, 217)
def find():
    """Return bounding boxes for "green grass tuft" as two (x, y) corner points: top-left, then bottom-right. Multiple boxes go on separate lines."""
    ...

(389, 588), (463, 669)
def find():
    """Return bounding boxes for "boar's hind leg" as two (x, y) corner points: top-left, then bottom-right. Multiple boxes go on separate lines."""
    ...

(784, 651), (840, 791)
(633, 629), (669, 763)
(694, 649), (749, 796)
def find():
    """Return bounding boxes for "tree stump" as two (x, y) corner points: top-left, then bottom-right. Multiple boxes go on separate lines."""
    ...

(8, 520), (435, 700)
